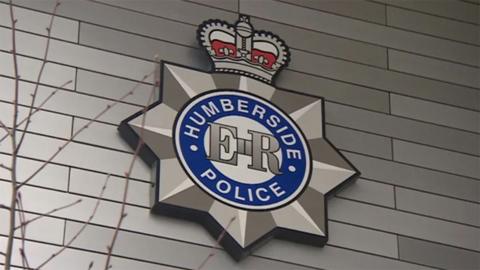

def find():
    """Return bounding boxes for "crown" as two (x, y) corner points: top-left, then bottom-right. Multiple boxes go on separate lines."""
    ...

(198, 15), (290, 83)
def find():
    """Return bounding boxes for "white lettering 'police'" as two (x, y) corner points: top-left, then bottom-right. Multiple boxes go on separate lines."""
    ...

(200, 168), (285, 202)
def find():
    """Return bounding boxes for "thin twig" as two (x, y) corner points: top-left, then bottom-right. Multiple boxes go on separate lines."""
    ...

(19, 248), (30, 269)
(35, 174), (111, 269)
(16, 192), (31, 269)
(18, 71), (154, 189)
(4, 1), (62, 268)
(14, 199), (82, 230)
(0, 120), (12, 137)
(196, 216), (236, 270)
(0, 164), (12, 171)
(0, 80), (72, 144)
(103, 68), (159, 270)
(15, 0), (62, 153)
(5, 0), (20, 269)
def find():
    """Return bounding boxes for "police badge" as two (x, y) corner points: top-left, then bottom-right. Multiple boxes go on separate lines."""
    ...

(119, 15), (359, 260)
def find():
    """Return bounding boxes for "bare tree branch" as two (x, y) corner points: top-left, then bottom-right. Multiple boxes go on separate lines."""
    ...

(16, 192), (31, 269)
(18, 71), (154, 189)
(3, 1), (158, 269)
(5, 0), (21, 268)
(0, 164), (12, 171)
(35, 174), (111, 269)
(15, 0), (62, 153)
(0, 120), (12, 137)
(196, 216), (236, 270)
(14, 199), (82, 230)
(0, 80), (73, 144)
(103, 66), (159, 270)
(4, 1), (62, 267)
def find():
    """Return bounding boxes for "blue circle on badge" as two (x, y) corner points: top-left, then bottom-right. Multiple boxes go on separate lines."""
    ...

(174, 90), (311, 210)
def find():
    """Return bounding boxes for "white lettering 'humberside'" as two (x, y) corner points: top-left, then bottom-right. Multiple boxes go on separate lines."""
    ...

(183, 97), (300, 146)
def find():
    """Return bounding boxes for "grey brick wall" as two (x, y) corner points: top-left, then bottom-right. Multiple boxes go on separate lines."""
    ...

(0, 0), (479, 269)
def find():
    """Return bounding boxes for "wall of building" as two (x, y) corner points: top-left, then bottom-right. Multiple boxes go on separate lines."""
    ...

(0, 0), (479, 269)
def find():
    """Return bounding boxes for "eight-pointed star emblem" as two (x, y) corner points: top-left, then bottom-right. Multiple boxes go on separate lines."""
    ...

(119, 61), (359, 260)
